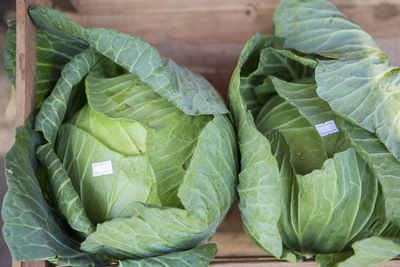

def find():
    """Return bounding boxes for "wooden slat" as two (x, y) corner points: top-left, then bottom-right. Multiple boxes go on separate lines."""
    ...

(212, 257), (319, 266)
(14, 261), (53, 267)
(16, 0), (53, 126)
(63, 3), (400, 44)
(211, 255), (400, 266)
(15, 0), (53, 266)
(59, 0), (400, 97)
(67, 0), (400, 15)
(16, 0), (39, 127)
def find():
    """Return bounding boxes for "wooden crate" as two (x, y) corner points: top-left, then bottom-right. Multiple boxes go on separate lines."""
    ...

(13, 0), (400, 266)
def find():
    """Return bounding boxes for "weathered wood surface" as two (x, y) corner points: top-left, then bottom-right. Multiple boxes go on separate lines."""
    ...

(67, 0), (400, 14)
(56, 0), (400, 98)
(15, 261), (53, 267)
(16, 0), (40, 127)
(211, 257), (400, 266)
(14, 1), (52, 266)
(16, 0), (53, 126)
(212, 254), (400, 266)
(15, 0), (400, 266)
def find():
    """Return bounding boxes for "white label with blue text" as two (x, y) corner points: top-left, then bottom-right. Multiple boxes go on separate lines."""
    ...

(315, 120), (339, 137)
(92, 160), (113, 177)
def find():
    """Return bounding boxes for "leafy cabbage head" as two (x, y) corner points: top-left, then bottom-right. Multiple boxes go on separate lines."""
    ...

(228, 0), (400, 265)
(1, 6), (237, 267)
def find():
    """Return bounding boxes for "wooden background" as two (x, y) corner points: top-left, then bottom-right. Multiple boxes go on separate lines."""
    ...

(57, 0), (400, 99)
(14, 0), (400, 266)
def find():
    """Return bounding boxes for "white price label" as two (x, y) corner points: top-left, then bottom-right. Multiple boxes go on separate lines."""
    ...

(315, 120), (339, 137)
(92, 160), (113, 177)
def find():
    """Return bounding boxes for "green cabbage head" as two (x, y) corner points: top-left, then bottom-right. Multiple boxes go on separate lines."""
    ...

(228, 0), (400, 266)
(2, 7), (237, 267)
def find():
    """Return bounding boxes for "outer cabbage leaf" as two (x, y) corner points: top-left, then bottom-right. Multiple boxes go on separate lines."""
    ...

(269, 78), (334, 125)
(229, 33), (324, 261)
(36, 143), (94, 237)
(3, 21), (16, 87)
(336, 237), (400, 267)
(266, 130), (301, 260)
(273, 0), (378, 58)
(119, 243), (217, 267)
(269, 77), (348, 157)
(244, 48), (316, 83)
(3, 20), (88, 108)
(315, 56), (400, 160)
(28, 6), (228, 116)
(256, 95), (328, 174)
(342, 122), (400, 227)
(34, 48), (100, 144)
(1, 118), (110, 266)
(274, 0), (400, 160)
(316, 237), (400, 267)
(268, 129), (383, 258)
(315, 252), (353, 267)
(178, 115), (237, 228)
(228, 33), (298, 261)
(240, 46), (316, 115)
(292, 148), (377, 254)
(32, 49), (103, 236)
(81, 204), (208, 258)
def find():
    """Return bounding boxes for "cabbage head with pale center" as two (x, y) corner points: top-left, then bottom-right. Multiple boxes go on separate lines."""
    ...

(228, 0), (400, 266)
(2, 7), (237, 266)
